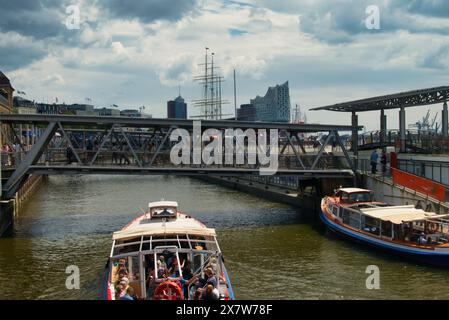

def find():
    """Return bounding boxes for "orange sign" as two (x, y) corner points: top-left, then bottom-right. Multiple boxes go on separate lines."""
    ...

(391, 168), (447, 202)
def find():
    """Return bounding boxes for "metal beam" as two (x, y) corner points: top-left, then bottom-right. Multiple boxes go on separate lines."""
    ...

(311, 86), (449, 113)
(57, 122), (83, 164)
(333, 131), (355, 172)
(28, 165), (354, 178)
(0, 114), (358, 133)
(311, 132), (334, 170)
(285, 132), (306, 169)
(148, 127), (175, 166)
(89, 125), (116, 166)
(2, 122), (58, 198)
(117, 125), (142, 167)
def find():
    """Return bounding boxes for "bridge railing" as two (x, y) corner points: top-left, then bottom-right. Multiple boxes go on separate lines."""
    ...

(358, 129), (449, 154)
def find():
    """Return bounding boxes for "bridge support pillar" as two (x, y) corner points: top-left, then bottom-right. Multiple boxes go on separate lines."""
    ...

(399, 107), (406, 153)
(443, 102), (448, 138)
(380, 109), (387, 150)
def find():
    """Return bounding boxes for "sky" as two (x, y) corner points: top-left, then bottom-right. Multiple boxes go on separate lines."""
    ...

(1, 0), (449, 131)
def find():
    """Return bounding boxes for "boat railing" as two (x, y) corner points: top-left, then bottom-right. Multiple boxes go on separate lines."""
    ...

(112, 235), (220, 257)
(186, 254), (223, 299)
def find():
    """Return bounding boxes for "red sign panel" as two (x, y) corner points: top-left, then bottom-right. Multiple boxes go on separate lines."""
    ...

(391, 167), (447, 202)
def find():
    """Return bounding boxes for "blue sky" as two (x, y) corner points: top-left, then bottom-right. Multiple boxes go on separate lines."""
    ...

(0, 0), (449, 130)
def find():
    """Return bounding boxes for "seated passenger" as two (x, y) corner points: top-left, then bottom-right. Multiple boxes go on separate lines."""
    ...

(117, 269), (129, 286)
(116, 258), (128, 275)
(125, 286), (138, 300)
(192, 267), (217, 290)
(202, 284), (219, 301)
(157, 260), (167, 279)
(115, 280), (128, 300)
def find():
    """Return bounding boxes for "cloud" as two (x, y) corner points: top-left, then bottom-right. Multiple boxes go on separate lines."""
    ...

(0, 32), (47, 71)
(98, 0), (200, 23)
(0, 0), (71, 39)
(393, 0), (449, 18)
(228, 28), (249, 37)
(157, 54), (198, 86)
(417, 44), (449, 69)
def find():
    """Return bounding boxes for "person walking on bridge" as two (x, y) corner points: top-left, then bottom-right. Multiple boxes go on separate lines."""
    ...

(370, 150), (379, 174)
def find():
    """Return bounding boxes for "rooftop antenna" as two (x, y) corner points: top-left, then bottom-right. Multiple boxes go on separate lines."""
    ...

(234, 69), (237, 120)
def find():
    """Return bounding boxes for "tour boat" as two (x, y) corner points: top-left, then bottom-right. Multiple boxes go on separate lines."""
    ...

(104, 201), (234, 300)
(320, 188), (449, 267)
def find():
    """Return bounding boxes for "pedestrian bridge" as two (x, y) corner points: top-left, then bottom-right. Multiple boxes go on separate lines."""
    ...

(0, 114), (359, 199)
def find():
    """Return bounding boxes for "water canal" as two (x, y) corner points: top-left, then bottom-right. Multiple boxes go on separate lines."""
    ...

(0, 175), (448, 299)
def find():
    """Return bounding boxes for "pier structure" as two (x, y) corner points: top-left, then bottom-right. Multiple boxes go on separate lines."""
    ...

(312, 86), (449, 211)
(311, 86), (449, 153)
(0, 114), (359, 236)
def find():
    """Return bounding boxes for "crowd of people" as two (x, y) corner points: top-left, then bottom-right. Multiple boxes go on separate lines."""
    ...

(144, 252), (222, 300)
(113, 252), (223, 300)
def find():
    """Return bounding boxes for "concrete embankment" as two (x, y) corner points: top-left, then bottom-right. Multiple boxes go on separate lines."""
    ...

(200, 176), (321, 215)
(362, 173), (449, 214)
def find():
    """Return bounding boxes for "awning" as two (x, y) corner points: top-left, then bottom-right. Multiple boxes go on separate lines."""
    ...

(360, 205), (437, 224)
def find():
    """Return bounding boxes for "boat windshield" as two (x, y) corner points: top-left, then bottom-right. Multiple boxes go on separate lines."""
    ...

(348, 192), (372, 203)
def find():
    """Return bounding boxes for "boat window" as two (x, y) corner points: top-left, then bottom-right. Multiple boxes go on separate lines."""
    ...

(348, 192), (372, 203)
(331, 205), (339, 217)
(151, 207), (176, 219)
(362, 216), (380, 235)
(341, 208), (350, 225)
(381, 221), (392, 238)
(340, 192), (349, 203)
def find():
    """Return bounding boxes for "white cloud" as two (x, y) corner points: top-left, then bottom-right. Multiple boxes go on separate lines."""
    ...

(2, 0), (449, 129)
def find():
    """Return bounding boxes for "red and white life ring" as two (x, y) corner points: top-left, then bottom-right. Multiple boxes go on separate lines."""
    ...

(153, 280), (183, 300)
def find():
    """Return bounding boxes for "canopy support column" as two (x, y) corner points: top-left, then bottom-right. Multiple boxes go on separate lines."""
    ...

(351, 112), (358, 169)
(399, 107), (406, 153)
(380, 109), (387, 150)
(443, 102), (448, 138)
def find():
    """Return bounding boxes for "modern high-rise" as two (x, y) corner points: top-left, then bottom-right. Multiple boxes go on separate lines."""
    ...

(167, 95), (187, 119)
(250, 81), (291, 122)
(236, 104), (257, 121)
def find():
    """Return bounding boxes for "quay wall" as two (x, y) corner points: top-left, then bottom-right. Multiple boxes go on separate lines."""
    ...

(200, 176), (321, 215)
(362, 173), (449, 215)
(0, 174), (44, 236)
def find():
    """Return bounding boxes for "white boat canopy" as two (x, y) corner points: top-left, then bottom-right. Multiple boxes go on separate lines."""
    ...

(338, 188), (371, 194)
(113, 225), (217, 240)
(148, 201), (178, 209)
(360, 205), (437, 224)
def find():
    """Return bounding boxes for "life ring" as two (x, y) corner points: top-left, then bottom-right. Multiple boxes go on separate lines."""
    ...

(153, 280), (183, 300)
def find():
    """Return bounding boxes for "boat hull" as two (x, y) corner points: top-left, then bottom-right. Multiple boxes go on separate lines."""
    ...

(319, 210), (449, 268)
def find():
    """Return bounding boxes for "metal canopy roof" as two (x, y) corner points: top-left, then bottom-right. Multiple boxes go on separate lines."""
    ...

(311, 86), (449, 113)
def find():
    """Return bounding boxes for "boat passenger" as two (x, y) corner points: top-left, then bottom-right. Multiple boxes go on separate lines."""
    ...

(202, 284), (219, 301)
(115, 281), (129, 299)
(125, 286), (138, 300)
(117, 270), (130, 287)
(116, 258), (128, 275)
(418, 234), (427, 244)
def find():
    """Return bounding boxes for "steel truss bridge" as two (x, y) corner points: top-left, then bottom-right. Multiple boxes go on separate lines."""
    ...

(0, 114), (360, 199)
